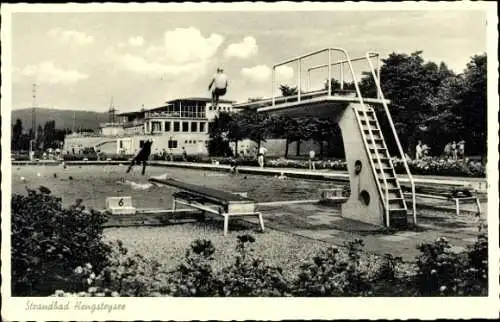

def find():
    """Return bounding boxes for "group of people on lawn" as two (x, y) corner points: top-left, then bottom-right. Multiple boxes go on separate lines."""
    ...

(415, 140), (466, 161)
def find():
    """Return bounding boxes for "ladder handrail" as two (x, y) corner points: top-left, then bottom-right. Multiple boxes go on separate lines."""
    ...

(365, 52), (417, 225)
(340, 50), (391, 228)
(369, 105), (407, 213)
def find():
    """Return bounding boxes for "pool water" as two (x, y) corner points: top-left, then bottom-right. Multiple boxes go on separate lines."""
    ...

(11, 165), (341, 211)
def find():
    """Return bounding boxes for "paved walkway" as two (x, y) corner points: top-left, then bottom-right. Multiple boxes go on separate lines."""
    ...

(243, 202), (486, 262)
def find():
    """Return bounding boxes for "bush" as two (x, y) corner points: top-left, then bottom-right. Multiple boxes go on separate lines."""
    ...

(165, 239), (220, 296)
(218, 234), (290, 296)
(11, 187), (111, 296)
(392, 157), (486, 177)
(415, 235), (488, 296)
(62, 154), (99, 161)
(293, 239), (374, 296)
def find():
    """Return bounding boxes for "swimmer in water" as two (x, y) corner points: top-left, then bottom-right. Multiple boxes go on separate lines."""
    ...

(126, 140), (153, 175)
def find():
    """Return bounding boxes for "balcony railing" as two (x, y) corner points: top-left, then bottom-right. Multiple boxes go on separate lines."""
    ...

(145, 111), (206, 119)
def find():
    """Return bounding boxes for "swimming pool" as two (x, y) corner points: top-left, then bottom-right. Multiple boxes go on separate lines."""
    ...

(11, 164), (342, 210)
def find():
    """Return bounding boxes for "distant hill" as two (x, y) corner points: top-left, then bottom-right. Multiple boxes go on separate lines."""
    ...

(11, 108), (109, 131)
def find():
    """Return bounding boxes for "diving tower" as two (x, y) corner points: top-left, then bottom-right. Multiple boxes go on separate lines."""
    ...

(233, 48), (417, 229)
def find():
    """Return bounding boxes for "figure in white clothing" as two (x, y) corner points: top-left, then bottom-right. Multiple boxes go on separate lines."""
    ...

(257, 146), (267, 168)
(308, 150), (316, 170)
(208, 67), (228, 108)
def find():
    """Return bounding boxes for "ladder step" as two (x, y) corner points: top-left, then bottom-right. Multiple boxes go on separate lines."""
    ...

(369, 147), (387, 151)
(375, 167), (393, 171)
(389, 208), (407, 212)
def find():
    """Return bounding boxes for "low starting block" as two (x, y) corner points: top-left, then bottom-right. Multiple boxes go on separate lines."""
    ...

(319, 187), (348, 204)
(106, 196), (136, 215)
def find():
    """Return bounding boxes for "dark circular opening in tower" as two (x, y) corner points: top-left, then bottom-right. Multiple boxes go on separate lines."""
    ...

(354, 160), (362, 175)
(359, 190), (370, 205)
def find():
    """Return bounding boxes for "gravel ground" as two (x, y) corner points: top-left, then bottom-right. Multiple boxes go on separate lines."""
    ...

(103, 222), (330, 279)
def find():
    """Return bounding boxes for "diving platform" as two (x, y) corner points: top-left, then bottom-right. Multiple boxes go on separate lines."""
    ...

(233, 48), (417, 229)
(233, 89), (391, 118)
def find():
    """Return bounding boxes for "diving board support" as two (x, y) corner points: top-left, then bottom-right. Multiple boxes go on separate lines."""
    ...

(172, 196), (264, 236)
(150, 177), (264, 235)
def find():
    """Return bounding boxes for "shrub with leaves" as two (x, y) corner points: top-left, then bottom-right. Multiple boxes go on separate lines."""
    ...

(93, 240), (169, 297)
(415, 235), (488, 296)
(218, 234), (290, 296)
(165, 239), (220, 296)
(293, 239), (373, 296)
(11, 187), (111, 296)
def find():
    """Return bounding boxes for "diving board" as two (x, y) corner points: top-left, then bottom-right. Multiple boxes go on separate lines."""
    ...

(149, 177), (264, 235)
(232, 48), (417, 229)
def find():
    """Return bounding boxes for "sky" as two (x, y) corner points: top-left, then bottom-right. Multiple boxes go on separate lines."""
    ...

(8, 6), (488, 113)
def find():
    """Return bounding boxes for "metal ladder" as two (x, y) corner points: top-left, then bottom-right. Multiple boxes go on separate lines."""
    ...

(365, 52), (417, 226)
(353, 104), (408, 227)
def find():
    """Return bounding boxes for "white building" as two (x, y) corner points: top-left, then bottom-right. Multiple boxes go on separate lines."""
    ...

(63, 97), (235, 156)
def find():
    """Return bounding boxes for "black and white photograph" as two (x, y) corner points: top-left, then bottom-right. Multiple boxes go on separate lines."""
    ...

(1, 2), (498, 321)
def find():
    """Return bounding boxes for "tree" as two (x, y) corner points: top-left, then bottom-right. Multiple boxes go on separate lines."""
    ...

(207, 112), (235, 156)
(43, 120), (57, 149)
(240, 109), (272, 151)
(458, 54), (487, 156)
(12, 119), (23, 151)
(279, 84), (298, 97)
(36, 125), (44, 150)
(357, 51), (449, 156)
(324, 79), (356, 94)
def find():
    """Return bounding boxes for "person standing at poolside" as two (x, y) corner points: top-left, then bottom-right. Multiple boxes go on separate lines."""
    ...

(458, 140), (465, 159)
(208, 67), (228, 108)
(451, 141), (458, 161)
(415, 141), (423, 160)
(257, 146), (267, 168)
(182, 147), (188, 161)
(308, 149), (316, 170)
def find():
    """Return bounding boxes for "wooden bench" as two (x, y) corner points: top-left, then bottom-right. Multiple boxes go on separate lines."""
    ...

(149, 178), (264, 236)
(106, 196), (136, 215)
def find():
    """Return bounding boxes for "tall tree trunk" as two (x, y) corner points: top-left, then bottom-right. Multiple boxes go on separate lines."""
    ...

(284, 137), (289, 158)
(319, 141), (324, 157)
(296, 140), (301, 156)
(234, 140), (239, 157)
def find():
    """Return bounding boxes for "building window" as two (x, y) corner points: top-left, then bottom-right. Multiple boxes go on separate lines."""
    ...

(185, 140), (188, 144)
(164, 121), (171, 132)
(168, 140), (178, 149)
(199, 122), (206, 132)
(182, 121), (189, 132)
(191, 121), (198, 132)
(119, 140), (124, 148)
(152, 121), (162, 132)
(173, 121), (180, 132)
(140, 140), (145, 148)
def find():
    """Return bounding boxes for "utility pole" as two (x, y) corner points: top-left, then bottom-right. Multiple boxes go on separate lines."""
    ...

(108, 96), (118, 123)
(32, 83), (37, 140)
